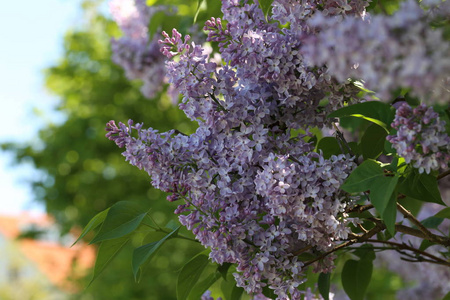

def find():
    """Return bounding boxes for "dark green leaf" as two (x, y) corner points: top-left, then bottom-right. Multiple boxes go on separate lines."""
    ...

(342, 259), (373, 300)
(90, 201), (149, 244)
(435, 207), (450, 219)
(72, 207), (110, 246)
(177, 253), (210, 300)
(218, 262), (232, 280)
(317, 137), (342, 159)
(328, 101), (395, 131)
(262, 285), (277, 299)
(398, 170), (444, 205)
(360, 124), (387, 159)
(318, 273), (331, 300)
(89, 236), (130, 286)
(442, 291), (450, 300)
(382, 192), (397, 236)
(421, 216), (444, 229)
(132, 226), (180, 281)
(354, 244), (376, 261)
(341, 160), (399, 217)
(188, 271), (221, 300)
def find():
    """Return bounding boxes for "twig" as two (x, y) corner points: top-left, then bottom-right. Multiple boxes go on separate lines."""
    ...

(302, 219), (385, 267)
(397, 203), (449, 246)
(346, 204), (374, 213)
(438, 169), (450, 180)
(365, 239), (450, 267)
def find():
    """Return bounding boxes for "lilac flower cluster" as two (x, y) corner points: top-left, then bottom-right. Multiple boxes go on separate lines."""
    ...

(301, 0), (450, 103)
(109, 0), (167, 99)
(387, 103), (450, 174)
(106, 0), (449, 298)
(106, 1), (361, 296)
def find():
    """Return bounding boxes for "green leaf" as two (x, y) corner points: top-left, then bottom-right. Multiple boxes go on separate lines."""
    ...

(188, 271), (221, 300)
(318, 273), (331, 300)
(72, 207), (110, 246)
(354, 244), (376, 261)
(177, 253), (210, 300)
(218, 262), (232, 280)
(442, 291), (450, 300)
(258, 0), (274, 20)
(419, 239), (435, 251)
(194, 0), (206, 23)
(317, 137), (342, 159)
(89, 236), (130, 286)
(398, 170), (444, 205)
(382, 192), (397, 236)
(221, 271), (244, 300)
(341, 160), (399, 216)
(341, 259), (373, 300)
(262, 285), (277, 299)
(435, 207), (450, 219)
(421, 216), (444, 229)
(90, 201), (149, 244)
(328, 101), (395, 131)
(360, 124), (388, 159)
(132, 226), (180, 281)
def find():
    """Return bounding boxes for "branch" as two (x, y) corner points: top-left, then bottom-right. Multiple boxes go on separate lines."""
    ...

(302, 219), (385, 267)
(365, 239), (450, 267)
(438, 169), (450, 180)
(396, 203), (450, 246)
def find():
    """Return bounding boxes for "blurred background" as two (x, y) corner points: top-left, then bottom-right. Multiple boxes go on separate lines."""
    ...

(0, 0), (201, 299)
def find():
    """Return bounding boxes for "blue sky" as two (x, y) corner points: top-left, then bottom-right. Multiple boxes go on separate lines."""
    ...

(0, 0), (83, 214)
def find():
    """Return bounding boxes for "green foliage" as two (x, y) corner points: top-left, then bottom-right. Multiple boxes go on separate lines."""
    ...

(318, 273), (331, 300)
(398, 169), (444, 205)
(341, 160), (399, 234)
(328, 101), (395, 131)
(177, 252), (210, 300)
(342, 246), (375, 300)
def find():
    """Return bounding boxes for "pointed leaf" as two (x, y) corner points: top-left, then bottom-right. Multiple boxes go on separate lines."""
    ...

(90, 201), (149, 244)
(435, 207), (450, 219)
(132, 226), (180, 281)
(89, 236), (129, 286)
(398, 170), (444, 205)
(341, 160), (383, 193)
(177, 253), (210, 300)
(72, 207), (110, 246)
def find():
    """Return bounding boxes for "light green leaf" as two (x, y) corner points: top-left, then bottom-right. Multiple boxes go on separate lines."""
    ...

(177, 253), (210, 300)
(72, 207), (110, 246)
(258, 0), (274, 20)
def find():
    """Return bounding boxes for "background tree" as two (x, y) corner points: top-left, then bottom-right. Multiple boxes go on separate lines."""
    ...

(2, 1), (202, 299)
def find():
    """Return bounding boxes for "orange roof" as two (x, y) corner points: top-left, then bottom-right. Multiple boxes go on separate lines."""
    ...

(0, 213), (95, 292)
